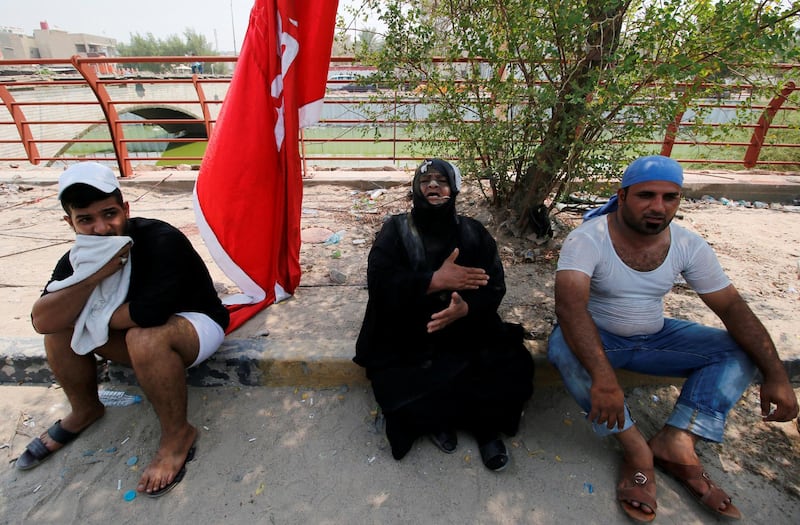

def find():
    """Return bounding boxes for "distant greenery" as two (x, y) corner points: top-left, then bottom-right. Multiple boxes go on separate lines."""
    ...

(302, 126), (426, 156)
(158, 126), (431, 166)
(157, 142), (207, 166)
(118, 29), (222, 74)
(684, 104), (800, 168)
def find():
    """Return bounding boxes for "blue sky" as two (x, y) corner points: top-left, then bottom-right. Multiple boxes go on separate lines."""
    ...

(5, 0), (380, 54)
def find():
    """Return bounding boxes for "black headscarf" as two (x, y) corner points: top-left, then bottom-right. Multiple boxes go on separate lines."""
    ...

(411, 158), (460, 228)
(409, 159), (462, 268)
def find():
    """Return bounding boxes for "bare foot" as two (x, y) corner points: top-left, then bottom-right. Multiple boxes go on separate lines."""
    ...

(137, 424), (197, 494)
(38, 403), (105, 452)
(648, 426), (735, 514)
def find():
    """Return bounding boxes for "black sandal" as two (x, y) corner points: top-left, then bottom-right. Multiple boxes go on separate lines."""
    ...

(429, 429), (458, 454)
(478, 437), (509, 472)
(146, 445), (197, 498)
(16, 420), (82, 471)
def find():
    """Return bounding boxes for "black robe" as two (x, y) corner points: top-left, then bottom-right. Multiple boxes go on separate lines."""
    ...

(354, 211), (534, 458)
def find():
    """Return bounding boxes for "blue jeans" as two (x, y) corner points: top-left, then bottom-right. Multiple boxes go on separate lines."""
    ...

(547, 318), (757, 442)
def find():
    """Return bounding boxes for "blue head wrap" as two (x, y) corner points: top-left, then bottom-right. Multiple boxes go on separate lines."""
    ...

(583, 156), (683, 221)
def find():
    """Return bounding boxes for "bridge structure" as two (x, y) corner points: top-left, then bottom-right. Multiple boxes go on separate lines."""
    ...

(0, 55), (237, 176)
(1, 55), (799, 177)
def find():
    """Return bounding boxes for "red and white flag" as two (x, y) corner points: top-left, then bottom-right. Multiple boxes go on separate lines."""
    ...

(194, 0), (338, 333)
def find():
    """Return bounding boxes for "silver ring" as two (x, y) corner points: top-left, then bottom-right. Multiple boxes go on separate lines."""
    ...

(119, 256), (128, 265)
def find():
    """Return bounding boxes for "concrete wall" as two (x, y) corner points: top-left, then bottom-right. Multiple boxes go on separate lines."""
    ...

(0, 32), (37, 60)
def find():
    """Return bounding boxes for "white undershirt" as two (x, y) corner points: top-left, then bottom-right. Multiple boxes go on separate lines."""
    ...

(557, 216), (730, 337)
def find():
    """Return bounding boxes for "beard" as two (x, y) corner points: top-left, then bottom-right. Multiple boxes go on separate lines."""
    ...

(618, 207), (672, 235)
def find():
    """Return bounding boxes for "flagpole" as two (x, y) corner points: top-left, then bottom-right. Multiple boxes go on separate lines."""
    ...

(230, 0), (237, 54)
(300, 129), (308, 178)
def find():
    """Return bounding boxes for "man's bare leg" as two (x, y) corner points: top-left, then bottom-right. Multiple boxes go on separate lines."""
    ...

(124, 316), (199, 494)
(36, 330), (106, 451)
(648, 425), (735, 513)
(615, 426), (656, 517)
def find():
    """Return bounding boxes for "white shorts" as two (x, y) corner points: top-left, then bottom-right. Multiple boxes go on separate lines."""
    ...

(176, 312), (225, 368)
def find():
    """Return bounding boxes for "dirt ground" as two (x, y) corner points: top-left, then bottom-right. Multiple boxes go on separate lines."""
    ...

(0, 174), (799, 522)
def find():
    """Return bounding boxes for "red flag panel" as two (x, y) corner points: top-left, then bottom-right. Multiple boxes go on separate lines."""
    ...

(194, 0), (338, 333)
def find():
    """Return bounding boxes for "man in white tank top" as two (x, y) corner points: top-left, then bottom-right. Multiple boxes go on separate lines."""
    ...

(548, 156), (797, 522)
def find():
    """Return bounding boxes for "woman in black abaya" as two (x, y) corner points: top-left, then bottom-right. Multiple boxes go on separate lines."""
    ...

(354, 159), (534, 471)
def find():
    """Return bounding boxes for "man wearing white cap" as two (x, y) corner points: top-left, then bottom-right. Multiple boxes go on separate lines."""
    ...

(20, 162), (229, 498)
(548, 156), (798, 522)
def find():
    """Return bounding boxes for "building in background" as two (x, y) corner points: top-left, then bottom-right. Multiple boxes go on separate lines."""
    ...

(0, 21), (118, 61)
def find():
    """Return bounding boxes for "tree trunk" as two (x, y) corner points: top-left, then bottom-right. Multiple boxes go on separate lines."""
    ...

(515, 2), (627, 232)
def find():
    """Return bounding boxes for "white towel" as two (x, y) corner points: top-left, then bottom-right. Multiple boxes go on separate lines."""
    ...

(46, 235), (133, 355)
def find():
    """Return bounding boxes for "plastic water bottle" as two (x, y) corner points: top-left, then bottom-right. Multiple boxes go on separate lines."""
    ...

(98, 390), (142, 407)
(324, 230), (346, 245)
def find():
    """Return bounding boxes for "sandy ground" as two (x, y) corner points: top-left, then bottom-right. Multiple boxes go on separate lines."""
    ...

(0, 380), (800, 524)
(1, 384), (798, 525)
(0, 177), (799, 523)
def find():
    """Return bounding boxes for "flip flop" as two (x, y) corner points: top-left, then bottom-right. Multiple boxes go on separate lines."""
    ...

(617, 462), (657, 523)
(16, 420), (81, 471)
(146, 444), (196, 498)
(654, 457), (741, 520)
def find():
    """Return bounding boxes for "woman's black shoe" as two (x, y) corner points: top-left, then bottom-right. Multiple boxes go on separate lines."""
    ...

(478, 437), (509, 471)
(429, 429), (458, 454)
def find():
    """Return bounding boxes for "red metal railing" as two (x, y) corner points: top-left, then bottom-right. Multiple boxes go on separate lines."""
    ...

(1, 55), (798, 176)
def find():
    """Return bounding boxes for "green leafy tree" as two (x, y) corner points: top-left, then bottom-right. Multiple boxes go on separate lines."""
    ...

(362, 0), (800, 233)
(335, 3), (383, 56)
(118, 29), (218, 73)
(356, 28), (384, 54)
(332, 13), (355, 56)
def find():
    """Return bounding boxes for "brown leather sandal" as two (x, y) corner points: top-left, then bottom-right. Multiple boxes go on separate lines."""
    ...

(654, 457), (741, 520)
(617, 462), (657, 523)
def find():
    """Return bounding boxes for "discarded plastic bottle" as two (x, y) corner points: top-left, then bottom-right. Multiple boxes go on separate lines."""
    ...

(98, 390), (143, 407)
(324, 231), (346, 245)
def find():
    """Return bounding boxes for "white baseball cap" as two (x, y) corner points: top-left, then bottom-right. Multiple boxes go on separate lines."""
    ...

(58, 162), (120, 199)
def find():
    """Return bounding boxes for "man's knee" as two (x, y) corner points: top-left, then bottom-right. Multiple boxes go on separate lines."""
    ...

(43, 330), (74, 355)
(125, 317), (200, 367)
(124, 326), (162, 360)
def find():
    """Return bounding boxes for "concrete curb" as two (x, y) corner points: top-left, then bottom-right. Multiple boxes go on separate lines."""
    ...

(3, 336), (798, 390)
